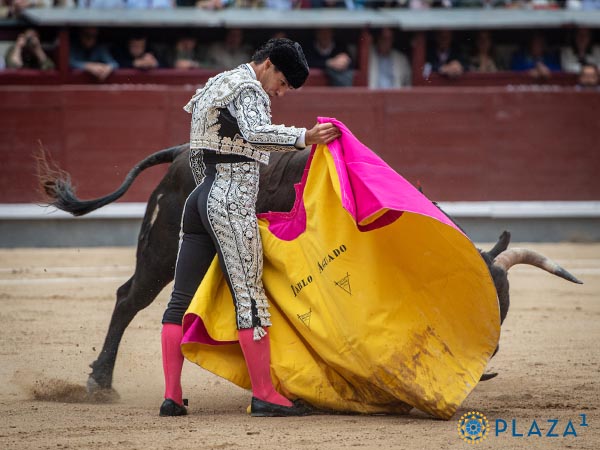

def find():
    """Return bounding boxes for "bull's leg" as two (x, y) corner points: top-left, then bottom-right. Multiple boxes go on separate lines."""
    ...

(88, 269), (174, 392)
(87, 189), (184, 393)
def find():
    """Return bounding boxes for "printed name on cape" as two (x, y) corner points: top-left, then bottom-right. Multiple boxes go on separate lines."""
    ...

(291, 275), (313, 297)
(317, 244), (347, 273)
(290, 244), (347, 297)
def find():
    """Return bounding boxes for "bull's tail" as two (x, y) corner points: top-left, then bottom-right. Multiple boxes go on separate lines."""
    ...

(494, 248), (583, 284)
(36, 144), (187, 216)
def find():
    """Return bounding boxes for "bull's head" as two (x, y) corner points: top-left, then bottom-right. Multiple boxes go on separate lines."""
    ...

(477, 231), (583, 381)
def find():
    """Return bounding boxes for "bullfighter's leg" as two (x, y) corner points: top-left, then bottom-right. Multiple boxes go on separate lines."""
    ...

(160, 161), (310, 417)
(205, 162), (304, 414)
(160, 185), (217, 416)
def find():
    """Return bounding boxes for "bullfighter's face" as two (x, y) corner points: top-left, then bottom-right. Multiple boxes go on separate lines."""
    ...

(258, 59), (291, 98)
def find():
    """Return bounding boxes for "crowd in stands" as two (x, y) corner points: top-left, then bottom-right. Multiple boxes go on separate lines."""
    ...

(1, 0), (599, 89)
(418, 27), (600, 86)
(3, 0), (600, 16)
(361, 25), (596, 87)
(1, 24), (599, 88)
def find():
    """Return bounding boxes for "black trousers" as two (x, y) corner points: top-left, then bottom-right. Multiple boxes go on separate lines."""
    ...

(162, 155), (272, 332)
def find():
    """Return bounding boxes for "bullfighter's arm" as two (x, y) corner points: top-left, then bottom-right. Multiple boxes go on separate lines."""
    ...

(232, 87), (306, 152)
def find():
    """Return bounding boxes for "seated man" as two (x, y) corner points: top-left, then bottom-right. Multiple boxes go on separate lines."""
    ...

(69, 27), (119, 82)
(368, 27), (411, 89)
(205, 29), (253, 70)
(170, 35), (209, 69)
(424, 29), (465, 79)
(561, 28), (600, 74)
(304, 28), (354, 87)
(5, 28), (55, 70)
(113, 34), (160, 70)
(468, 30), (499, 73)
(576, 63), (599, 89)
(510, 32), (560, 79)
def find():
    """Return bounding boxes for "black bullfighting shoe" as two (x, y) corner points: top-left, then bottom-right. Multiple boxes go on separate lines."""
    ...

(159, 398), (188, 417)
(250, 397), (314, 417)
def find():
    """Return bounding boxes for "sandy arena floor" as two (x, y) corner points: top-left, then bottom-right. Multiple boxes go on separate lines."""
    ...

(0, 243), (599, 450)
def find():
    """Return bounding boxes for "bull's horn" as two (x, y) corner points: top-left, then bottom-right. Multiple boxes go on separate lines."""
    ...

(480, 372), (498, 381)
(494, 248), (583, 284)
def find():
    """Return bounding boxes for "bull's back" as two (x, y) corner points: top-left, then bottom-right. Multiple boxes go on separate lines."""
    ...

(171, 147), (309, 215)
(257, 149), (310, 214)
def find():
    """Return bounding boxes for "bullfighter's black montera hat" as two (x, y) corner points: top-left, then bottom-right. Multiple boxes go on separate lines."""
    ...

(267, 38), (309, 89)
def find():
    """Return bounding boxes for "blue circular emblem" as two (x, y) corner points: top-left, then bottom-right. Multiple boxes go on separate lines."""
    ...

(458, 411), (489, 444)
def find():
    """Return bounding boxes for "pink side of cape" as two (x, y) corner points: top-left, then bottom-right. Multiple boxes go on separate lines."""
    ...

(258, 117), (459, 241)
(182, 315), (236, 346)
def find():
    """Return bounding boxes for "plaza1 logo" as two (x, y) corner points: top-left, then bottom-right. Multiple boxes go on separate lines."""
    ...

(457, 411), (489, 444)
(458, 411), (590, 444)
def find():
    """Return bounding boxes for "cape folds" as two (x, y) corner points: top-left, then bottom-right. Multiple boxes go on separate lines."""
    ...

(181, 118), (500, 419)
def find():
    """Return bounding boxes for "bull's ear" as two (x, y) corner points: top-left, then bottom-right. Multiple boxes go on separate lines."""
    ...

(488, 231), (511, 259)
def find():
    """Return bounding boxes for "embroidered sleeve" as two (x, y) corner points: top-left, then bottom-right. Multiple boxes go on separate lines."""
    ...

(233, 87), (306, 152)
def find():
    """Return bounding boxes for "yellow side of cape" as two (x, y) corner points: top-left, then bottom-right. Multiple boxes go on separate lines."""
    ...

(182, 144), (500, 419)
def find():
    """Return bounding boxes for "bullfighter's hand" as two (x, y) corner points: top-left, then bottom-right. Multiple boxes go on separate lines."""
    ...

(305, 123), (341, 145)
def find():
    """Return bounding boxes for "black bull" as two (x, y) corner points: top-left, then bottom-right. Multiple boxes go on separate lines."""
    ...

(37, 143), (582, 394)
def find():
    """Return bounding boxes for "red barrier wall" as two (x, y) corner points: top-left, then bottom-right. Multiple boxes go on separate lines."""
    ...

(2, 85), (599, 204)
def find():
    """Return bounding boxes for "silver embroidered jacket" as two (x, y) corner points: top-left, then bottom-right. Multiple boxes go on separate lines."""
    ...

(183, 64), (306, 172)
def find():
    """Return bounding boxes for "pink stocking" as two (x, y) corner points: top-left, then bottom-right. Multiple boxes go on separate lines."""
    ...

(161, 323), (184, 405)
(238, 328), (292, 407)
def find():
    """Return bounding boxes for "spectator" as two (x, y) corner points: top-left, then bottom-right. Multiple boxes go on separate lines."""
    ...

(123, 0), (173, 7)
(310, 0), (359, 7)
(205, 29), (253, 70)
(5, 0), (73, 18)
(77, 0), (122, 7)
(364, 0), (404, 8)
(468, 30), (498, 73)
(4, 28), (55, 70)
(171, 35), (208, 69)
(510, 32), (560, 79)
(77, 0), (172, 7)
(368, 27), (411, 89)
(234, 0), (262, 5)
(430, 0), (453, 6)
(191, 0), (231, 8)
(304, 28), (354, 87)
(69, 27), (119, 82)
(561, 28), (600, 74)
(113, 34), (161, 70)
(262, 0), (302, 8)
(424, 29), (465, 79)
(576, 63), (599, 89)
(581, 0), (600, 9)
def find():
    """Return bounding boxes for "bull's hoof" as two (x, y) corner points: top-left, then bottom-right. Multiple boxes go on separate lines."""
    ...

(86, 377), (120, 403)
